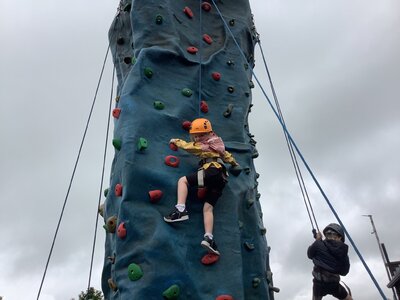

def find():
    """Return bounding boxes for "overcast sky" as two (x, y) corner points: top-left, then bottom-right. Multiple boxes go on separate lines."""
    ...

(1, 0), (399, 299)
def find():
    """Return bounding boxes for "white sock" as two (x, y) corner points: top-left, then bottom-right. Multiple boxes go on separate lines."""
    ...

(175, 204), (186, 212)
(204, 233), (213, 240)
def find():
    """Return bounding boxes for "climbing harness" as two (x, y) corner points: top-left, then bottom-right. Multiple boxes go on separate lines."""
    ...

(210, 0), (388, 298)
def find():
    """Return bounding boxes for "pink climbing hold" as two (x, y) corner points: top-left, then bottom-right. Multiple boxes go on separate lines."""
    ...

(112, 108), (121, 119)
(201, 253), (220, 265)
(215, 295), (234, 300)
(187, 46), (198, 54)
(203, 34), (213, 45)
(182, 120), (192, 131)
(117, 222), (127, 239)
(165, 155), (180, 168)
(148, 190), (163, 203)
(115, 183), (123, 197)
(202, 2), (212, 12)
(183, 6), (194, 18)
(212, 72), (221, 81)
(200, 100), (209, 113)
(169, 143), (178, 151)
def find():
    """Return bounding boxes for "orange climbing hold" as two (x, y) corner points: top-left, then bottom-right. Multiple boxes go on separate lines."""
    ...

(165, 155), (180, 168)
(117, 222), (127, 239)
(115, 183), (123, 196)
(201, 253), (220, 265)
(200, 100), (209, 113)
(216, 295), (233, 300)
(112, 108), (121, 119)
(187, 46), (198, 54)
(183, 6), (194, 18)
(203, 34), (213, 45)
(148, 190), (163, 203)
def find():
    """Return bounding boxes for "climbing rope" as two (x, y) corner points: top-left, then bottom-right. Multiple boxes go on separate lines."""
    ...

(36, 46), (111, 300)
(210, 1), (388, 299)
(257, 41), (319, 234)
(197, 0), (203, 117)
(86, 66), (115, 292)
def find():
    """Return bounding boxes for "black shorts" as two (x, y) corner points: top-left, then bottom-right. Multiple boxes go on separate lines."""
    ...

(186, 167), (226, 206)
(313, 279), (348, 299)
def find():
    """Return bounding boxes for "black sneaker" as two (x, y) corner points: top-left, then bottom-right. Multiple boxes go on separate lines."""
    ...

(201, 236), (220, 255)
(164, 208), (189, 223)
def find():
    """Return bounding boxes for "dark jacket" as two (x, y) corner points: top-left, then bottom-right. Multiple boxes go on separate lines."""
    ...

(307, 239), (350, 276)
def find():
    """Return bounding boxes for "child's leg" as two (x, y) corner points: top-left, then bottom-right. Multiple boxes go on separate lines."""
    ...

(163, 176), (190, 222)
(177, 176), (188, 205)
(203, 202), (214, 236)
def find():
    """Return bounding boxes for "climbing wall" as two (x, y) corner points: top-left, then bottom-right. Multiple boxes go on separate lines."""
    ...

(101, 0), (275, 299)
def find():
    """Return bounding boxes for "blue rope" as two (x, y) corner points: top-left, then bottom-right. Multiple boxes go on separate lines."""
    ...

(210, 1), (388, 299)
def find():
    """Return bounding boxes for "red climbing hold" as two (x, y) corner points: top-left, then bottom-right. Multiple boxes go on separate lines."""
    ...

(202, 2), (212, 12)
(115, 183), (123, 197)
(112, 108), (121, 119)
(165, 155), (180, 168)
(182, 120), (192, 131)
(117, 222), (127, 239)
(216, 295), (234, 300)
(201, 253), (220, 265)
(200, 100), (209, 113)
(169, 143), (178, 151)
(203, 34), (213, 45)
(187, 46), (198, 54)
(148, 190), (163, 203)
(183, 6), (194, 18)
(212, 72), (221, 81)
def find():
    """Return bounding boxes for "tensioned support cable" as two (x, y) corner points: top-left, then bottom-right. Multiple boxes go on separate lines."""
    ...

(197, 0), (203, 117)
(210, 1), (387, 299)
(36, 45), (111, 300)
(86, 66), (116, 292)
(257, 41), (319, 233)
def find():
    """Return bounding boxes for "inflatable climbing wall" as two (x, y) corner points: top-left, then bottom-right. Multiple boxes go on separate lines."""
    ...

(101, 0), (275, 299)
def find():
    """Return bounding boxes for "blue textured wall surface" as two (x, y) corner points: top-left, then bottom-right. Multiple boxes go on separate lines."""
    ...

(102, 1), (274, 299)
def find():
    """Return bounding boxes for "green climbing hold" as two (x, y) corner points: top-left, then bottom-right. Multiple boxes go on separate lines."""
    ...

(154, 101), (165, 110)
(104, 188), (109, 197)
(162, 284), (180, 300)
(144, 67), (153, 78)
(155, 15), (163, 24)
(128, 263), (143, 281)
(137, 137), (148, 151)
(181, 88), (193, 97)
(113, 139), (122, 151)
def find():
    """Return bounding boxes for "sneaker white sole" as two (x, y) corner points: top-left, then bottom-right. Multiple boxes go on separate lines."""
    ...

(163, 215), (189, 223)
(201, 241), (220, 256)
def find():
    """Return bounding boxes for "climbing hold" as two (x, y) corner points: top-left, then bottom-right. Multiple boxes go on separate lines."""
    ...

(117, 222), (127, 239)
(113, 139), (122, 151)
(244, 241), (255, 251)
(216, 295), (234, 300)
(182, 120), (192, 131)
(227, 86), (235, 93)
(98, 203), (104, 217)
(106, 216), (118, 233)
(112, 108), (121, 119)
(162, 284), (180, 300)
(212, 72), (221, 81)
(155, 14), (163, 24)
(128, 263), (143, 281)
(115, 96), (120, 102)
(183, 6), (194, 18)
(227, 60), (235, 66)
(229, 19), (235, 26)
(104, 188), (109, 197)
(169, 142), (178, 151)
(201, 253), (219, 265)
(245, 92), (250, 97)
(187, 46), (198, 54)
(244, 63), (249, 70)
(181, 88), (193, 97)
(247, 198), (255, 208)
(148, 190), (163, 203)
(103, 224), (109, 232)
(123, 3), (131, 12)
(260, 227), (267, 235)
(165, 155), (180, 168)
(244, 167), (251, 174)
(144, 67), (153, 78)
(249, 81), (255, 89)
(256, 193), (261, 200)
(252, 149), (259, 158)
(153, 101), (165, 110)
(238, 220), (244, 229)
(203, 34), (213, 45)
(123, 57), (133, 65)
(252, 277), (261, 288)
(107, 255), (116, 264)
(202, 2), (212, 12)
(200, 100), (209, 113)
(223, 104), (234, 118)
(117, 37), (124, 45)
(108, 278), (118, 291)
(115, 183), (123, 197)
(137, 137), (148, 151)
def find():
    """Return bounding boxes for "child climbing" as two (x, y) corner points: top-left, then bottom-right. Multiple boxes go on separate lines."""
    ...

(164, 118), (239, 256)
(307, 223), (353, 300)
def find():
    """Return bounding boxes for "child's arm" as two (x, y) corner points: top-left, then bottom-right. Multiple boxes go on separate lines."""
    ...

(222, 150), (239, 166)
(170, 139), (203, 155)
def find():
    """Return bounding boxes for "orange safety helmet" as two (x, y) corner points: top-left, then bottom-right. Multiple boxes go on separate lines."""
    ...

(189, 118), (213, 134)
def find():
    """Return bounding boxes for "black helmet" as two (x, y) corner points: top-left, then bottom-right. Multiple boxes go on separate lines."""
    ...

(323, 223), (345, 242)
